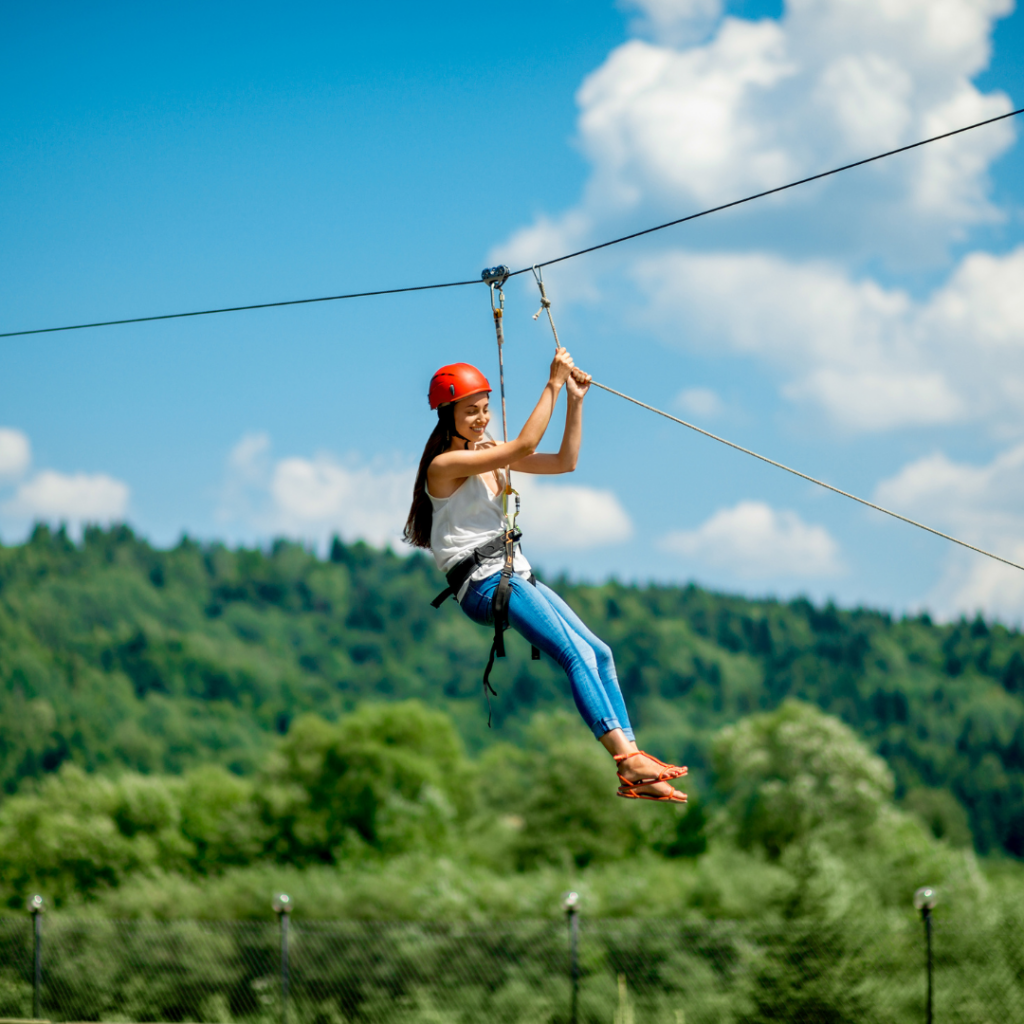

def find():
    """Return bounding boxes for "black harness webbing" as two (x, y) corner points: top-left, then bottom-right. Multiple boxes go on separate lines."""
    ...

(432, 529), (539, 726)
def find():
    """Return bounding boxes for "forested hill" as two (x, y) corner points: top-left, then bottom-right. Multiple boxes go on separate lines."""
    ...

(3, 523), (1024, 857)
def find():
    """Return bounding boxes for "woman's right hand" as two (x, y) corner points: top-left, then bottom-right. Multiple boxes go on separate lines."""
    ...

(549, 346), (576, 387)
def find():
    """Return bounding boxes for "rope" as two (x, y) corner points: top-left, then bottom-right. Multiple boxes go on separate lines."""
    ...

(532, 265), (562, 349)
(483, 266), (520, 529)
(589, 380), (1024, 573)
(527, 245), (1024, 574)
(3, 106), (1020, 339)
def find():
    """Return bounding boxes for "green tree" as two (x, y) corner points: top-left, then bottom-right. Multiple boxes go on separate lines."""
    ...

(0, 764), (192, 905)
(712, 700), (894, 859)
(258, 702), (467, 862)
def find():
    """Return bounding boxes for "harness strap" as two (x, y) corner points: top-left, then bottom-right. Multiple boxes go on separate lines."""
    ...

(429, 528), (539, 725)
(491, 530), (517, 659)
(430, 530), (515, 608)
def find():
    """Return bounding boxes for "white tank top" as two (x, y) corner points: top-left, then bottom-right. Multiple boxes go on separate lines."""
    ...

(427, 467), (532, 601)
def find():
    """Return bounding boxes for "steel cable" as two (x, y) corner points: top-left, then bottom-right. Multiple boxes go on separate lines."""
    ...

(2, 105), (1021, 339)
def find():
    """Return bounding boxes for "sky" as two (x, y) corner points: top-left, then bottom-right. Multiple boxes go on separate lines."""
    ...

(2, 0), (1023, 621)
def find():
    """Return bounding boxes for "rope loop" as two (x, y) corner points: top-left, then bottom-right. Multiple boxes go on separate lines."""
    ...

(531, 265), (561, 349)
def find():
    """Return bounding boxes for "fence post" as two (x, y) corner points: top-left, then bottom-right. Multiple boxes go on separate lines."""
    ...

(273, 894), (292, 1024)
(562, 892), (580, 1024)
(913, 887), (937, 1024)
(27, 895), (44, 1020)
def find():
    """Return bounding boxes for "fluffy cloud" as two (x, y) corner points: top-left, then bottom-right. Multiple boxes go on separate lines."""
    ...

(513, 473), (633, 549)
(634, 245), (1024, 431)
(676, 386), (724, 419)
(0, 428), (31, 481)
(626, 0), (724, 46)
(490, 0), (1019, 444)
(221, 434), (633, 553)
(499, 0), (1014, 270)
(269, 456), (415, 549)
(3, 470), (129, 523)
(220, 433), (414, 548)
(875, 445), (1024, 619)
(662, 499), (843, 578)
(0, 426), (130, 532)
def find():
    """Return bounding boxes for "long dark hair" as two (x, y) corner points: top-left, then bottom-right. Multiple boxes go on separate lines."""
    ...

(403, 405), (457, 549)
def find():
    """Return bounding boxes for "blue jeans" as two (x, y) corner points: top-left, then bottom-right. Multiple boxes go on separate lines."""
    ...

(460, 573), (635, 741)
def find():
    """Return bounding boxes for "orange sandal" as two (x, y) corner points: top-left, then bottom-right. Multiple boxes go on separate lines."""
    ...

(617, 785), (687, 803)
(614, 751), (688, 803)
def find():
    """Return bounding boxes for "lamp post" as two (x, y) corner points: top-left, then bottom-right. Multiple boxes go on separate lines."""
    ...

(913, 886), (938, 1024)
(272, 894), (292, 1024)
(562, 892), (580, 1024)
(27, 895), (43, 1020)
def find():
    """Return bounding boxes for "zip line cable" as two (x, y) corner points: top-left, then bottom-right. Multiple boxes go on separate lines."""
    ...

(2, 105), (1021, 339)
(528, 265), (1024, 575)
(515, 104), (1024, 276)
(0, 279), (480, 338)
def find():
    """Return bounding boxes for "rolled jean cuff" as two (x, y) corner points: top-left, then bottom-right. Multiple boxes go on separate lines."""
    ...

(593, 717), (634, 742)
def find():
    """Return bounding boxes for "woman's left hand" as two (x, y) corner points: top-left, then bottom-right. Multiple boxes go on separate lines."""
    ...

(566, 367), (592, 400)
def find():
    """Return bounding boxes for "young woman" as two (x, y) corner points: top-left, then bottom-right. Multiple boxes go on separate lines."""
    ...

(403, 347), (686, 802)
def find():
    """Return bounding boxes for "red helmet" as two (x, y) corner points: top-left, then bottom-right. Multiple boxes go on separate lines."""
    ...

(428, 363), (491, 410)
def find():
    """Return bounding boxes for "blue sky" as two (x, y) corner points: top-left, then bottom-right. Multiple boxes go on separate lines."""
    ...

(2, 0), (1023, 620)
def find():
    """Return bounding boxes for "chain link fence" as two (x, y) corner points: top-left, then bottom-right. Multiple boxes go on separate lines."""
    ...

(0, 913), (1020, 1023)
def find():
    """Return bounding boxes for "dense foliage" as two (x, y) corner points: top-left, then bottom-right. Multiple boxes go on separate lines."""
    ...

(2, 524), (1023, 858)
(4, 695), (1019, 1023)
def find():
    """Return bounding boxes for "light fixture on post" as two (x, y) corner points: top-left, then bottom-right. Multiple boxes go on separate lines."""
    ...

(272, 894), (292, 1024)
(27, 895), (44, 1020)
(913, 886), (938, 1024)
(562, 892), (580, 1024)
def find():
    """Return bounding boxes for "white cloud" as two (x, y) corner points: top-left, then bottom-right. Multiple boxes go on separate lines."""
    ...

(513, 473), (633, 549)
(220, 434), (633, 553)
(0, 428), (31, 481)
(634, 245), (1024, 432)
(875, 444), (1024, 537)
(3, 470), (129, 523)
(662, 499), (843, 577)
(497, 0), (1014, 269)
(228, 431), (271, 482)
(626, 0), (726, 47)
(489, 0), (1019, 448)
(0, 428), (130, 534)
(875, 444), (1024, 619)
(219, 433), (414, 548)
(269, 455), (415, 549)
(676, 386), (724, 418)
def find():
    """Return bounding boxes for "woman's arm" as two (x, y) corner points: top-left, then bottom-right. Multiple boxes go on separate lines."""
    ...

(428, 348), (576, 485)
(511, 369), (591, 475)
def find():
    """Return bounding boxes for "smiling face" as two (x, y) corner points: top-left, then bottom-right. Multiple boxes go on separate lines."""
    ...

(451, 391), (491, 445)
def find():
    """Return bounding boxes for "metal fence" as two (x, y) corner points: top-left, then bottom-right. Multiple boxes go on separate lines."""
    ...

(0, 912), (1021, 1023)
